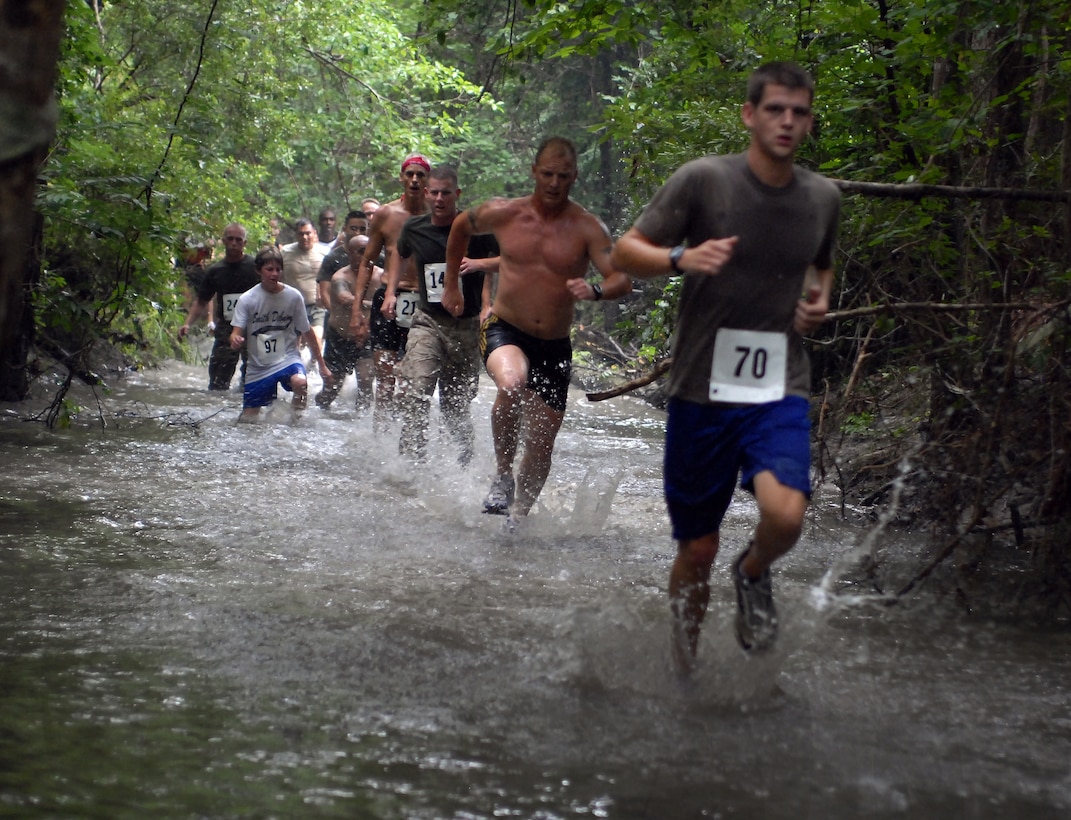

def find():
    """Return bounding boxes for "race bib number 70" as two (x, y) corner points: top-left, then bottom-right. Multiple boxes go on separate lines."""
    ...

(709, 328), (787, 404)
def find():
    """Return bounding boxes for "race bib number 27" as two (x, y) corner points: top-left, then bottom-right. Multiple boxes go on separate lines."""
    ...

(709, 328), (787, 404)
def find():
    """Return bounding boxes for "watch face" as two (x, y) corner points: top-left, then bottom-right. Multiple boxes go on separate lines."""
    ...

(670, 246), (685, 270)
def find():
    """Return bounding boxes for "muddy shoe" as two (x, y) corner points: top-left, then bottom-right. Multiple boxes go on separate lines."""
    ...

(732, 548), (778, 652)
(482, 473), (515, 515)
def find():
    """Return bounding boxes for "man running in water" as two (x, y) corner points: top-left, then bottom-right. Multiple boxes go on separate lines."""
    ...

(442, 137), (631, 525)
(611, 62), (841, 666)
(349, 154), (432, 429)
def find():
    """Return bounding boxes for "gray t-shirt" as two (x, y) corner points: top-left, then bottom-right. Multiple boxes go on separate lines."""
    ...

(634, 152), (840, 404)
(231, 283), (310, 382)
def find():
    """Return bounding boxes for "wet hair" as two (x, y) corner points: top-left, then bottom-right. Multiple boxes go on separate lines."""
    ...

(534, 136), (577, 165)
(254, 245), (284, 271)
(428, 164), (458, 188)
(746, 61), (815, 106)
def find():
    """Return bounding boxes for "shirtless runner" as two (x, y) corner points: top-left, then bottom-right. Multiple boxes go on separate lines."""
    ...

(442, 136), (632, 525)
(349, 153), (432, 429)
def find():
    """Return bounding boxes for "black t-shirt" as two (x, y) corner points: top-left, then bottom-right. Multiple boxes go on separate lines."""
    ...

(397, 214), (498, 320)
(315, 244), (350, 284)
(196, 255), (259, 336)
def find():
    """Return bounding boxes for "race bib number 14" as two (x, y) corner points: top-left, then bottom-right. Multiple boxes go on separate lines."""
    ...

(709, 328), (787, 404)
(423, 262), (445, 303)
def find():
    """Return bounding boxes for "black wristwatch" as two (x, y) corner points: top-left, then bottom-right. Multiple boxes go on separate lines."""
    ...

(591, 282), (603, 301)
(669, 245), (686, 273)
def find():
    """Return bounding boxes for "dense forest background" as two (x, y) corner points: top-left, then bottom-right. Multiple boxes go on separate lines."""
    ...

(1, 0), (1069, 618)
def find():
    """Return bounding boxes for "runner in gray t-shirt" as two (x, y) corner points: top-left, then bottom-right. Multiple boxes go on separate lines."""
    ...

(612, 61), (841, 669)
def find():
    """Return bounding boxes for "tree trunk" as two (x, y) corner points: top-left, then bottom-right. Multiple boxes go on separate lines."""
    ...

(0, 1), (66, 400)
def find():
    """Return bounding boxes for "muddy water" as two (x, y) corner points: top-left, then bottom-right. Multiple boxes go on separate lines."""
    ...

(0, 359), (1068, 818)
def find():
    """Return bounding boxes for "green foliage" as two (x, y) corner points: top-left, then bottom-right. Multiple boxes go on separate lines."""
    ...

(39, 0), (512, 370)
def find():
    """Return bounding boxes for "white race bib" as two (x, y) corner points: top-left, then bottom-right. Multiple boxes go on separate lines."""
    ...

(396, 291), (420, 328)
(256, 332), (285, 365)
(423, 262), (446, 304)
(222, 293), (243, 321)
(709, 328), (787, 404)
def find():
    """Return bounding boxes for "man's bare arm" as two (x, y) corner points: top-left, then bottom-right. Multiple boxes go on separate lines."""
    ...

(331, 275), (355, 307)
(348, 212), (390, 337)
(442, 208), (476, 316)
(567, 218), (632, 301)
(178, 297), (212, 339)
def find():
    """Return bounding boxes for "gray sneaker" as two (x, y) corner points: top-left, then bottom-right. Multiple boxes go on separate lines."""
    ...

(482, 473), (515, 515)
(732, 549), (778, 651)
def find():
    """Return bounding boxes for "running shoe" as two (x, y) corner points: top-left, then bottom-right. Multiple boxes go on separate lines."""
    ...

(732, 548), (778, 651)
(482, 473), (515, 515)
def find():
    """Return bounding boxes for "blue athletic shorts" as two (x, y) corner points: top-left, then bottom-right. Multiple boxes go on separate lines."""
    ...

(663, 395), (812, 541)
(243, 362), (305, 409)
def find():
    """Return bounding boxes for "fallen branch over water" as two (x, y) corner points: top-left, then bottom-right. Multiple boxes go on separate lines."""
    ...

(585, 358), (672, 402)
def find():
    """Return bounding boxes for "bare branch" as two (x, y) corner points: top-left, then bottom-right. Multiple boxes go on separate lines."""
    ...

(832, 178), (1071, 203)
(143, 0), (220, 208)
(828, 299), (1069, 321)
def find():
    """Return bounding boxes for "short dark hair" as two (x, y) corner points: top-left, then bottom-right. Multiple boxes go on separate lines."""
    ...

(534, 136), (577, 165)
(344, 210), (364, 222)
(428, 164), (458, 188)
(293, 217), (314, 231)
(255, 245), (284, 271)
(746, 61), (814, 106)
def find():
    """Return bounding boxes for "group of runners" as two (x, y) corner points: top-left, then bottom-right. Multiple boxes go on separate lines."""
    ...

(178, 61), (841, 673)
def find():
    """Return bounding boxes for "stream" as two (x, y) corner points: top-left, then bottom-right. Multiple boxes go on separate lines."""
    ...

(1, 355), (1069, 818)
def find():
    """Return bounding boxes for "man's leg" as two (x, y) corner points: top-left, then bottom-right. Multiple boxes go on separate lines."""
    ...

(439, 326), (480, 466)
(354, 354), (373, 411)
(731, 471), (807, 652)
(483, 345), (529, 512)
(315, 329), (344, 407)
(373, 349), (397, 430)
(208, 337), (241, 390)
(669, 532), (719, 670)
(289, 372), (309, 413)
(512, 394), (565, 516)
(395, 322), (442, 460)
(745, 471), (807, 574)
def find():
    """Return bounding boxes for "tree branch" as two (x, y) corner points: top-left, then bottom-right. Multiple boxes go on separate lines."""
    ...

(586, 358), (672, 402)
(143, 0), (220, 208)
(827, 299), (1069, 321)
(832, 177), (1070, 203)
